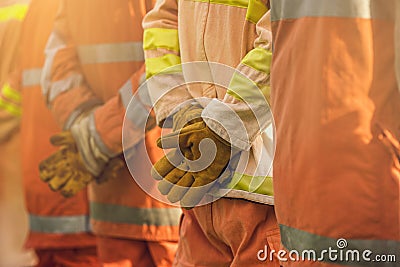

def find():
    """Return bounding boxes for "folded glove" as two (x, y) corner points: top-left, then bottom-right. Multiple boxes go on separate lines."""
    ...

(39, 112), (124, 197)
(172, 104), (203, 131)
(152, 120), (238, 207)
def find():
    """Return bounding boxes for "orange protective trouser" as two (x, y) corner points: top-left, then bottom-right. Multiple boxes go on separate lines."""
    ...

(97, 236), (178, 267)
(173, 198), (281, 267)
(35, 247), (98, 267)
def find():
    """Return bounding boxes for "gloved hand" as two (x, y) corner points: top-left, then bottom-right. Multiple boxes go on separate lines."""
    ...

(39, 113), (124, 197)
(152, 120), (237, 207)
(172, 104), (203, 131)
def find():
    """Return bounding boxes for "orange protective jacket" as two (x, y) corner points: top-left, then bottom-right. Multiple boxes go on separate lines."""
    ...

(41, 0), (181, 241)
(0, 0), (30, 263)
(142, 0), (275, 205)
(1, 0), (97, 249)
(271, 0), (400, 265)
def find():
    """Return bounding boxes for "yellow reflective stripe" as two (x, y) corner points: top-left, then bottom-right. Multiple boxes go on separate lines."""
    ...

(0, 83), (22, 116)
(227, 48), (271, 100)
(259, 83), (271, 103)
(211, 0), (247, 7)
(226, 71), (259, 101)
(246, 0), (268, 23)
(145, 54), (181, 78)
(228, 173), (274, 196)
(241, 47), (272, 74)
(188, 0), (248, 8)
(1, 83), (21, 103)
(185, 0), (267, 23)
(144, 28), (180, 52)
(0, 98), (21, 116)
(0, 3), (28, 22)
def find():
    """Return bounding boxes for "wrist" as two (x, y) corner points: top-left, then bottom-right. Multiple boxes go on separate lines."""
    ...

(70, 112), (110, 176)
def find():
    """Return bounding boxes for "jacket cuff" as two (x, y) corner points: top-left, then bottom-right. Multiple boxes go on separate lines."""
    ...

(202, 99), (252, 151)
(202, 97), (273, 151)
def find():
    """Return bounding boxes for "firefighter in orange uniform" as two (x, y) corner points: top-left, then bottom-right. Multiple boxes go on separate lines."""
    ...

(1, 0), (100, 266)
(0, 0), (36, 266)
(39, 1), (181, 266)
(271, 0), (400, 266)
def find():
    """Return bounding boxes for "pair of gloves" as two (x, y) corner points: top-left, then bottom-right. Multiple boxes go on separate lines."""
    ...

(39, 111), (125, 197)
(152, 105), (239, 208)
(40, 103), (236, 206)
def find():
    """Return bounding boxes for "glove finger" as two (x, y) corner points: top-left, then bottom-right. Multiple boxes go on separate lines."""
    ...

(215, 151), (241, 185)
(157, 121), (205, 149)
(228, 151), (241, 170)
(38, 153), (63, 182)
(38, 164), (53, 182)
(151, 150), (183, 180)
(157, 179), (174, 196)
(50, 132), (75, 148)
(59, 174), (91, 198)
(172, 107), (202, 131)
(156, 131), (180, 149)
(166, 172), (195, 203)
(145, 115), (157, 133)
(158, 163), (188, 195)
(172, 107), (190, 131)
(180, 179), (216, 208)
(47, 172), (73, 191)
(97, 157), (125, 184)
(216, 165), (234, 186)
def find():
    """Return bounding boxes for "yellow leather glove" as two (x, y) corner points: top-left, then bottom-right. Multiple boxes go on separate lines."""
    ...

(39, 132), (125, 197)
(172, 104), (203, 131)
(39, 132), (91, 197)
(152, 120), (236, 207)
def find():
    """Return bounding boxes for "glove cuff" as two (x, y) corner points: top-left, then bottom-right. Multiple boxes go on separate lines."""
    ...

(70, 111), (110, 176)
(172, 102), (203, 131)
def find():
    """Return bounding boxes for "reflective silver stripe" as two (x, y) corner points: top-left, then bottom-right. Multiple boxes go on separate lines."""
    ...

(223, 190), (274, 205)
(29, 214), (90, 234)
(48, 74), (84, 103)
(22, 68), (42, 87)
(271, 0), (378, 21)
(77, 42), (144, 64)
(280, 224), (400, 266)
(119, 79), (133, 109)
(63, 98), (103, 130)
(119, 77), (152, 130)
(90, 202), (182, 226)
(42, 31), (67, 105)
(138, 72), (146, 85)
(88, 112), (118, 157)
(127, 86), (151, 129)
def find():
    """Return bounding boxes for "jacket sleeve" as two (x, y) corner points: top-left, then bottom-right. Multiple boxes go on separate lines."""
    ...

(42, 0), (154, 157)
(202, 5), (273, 151)
(0, 69), (22, 143)
(91, 65), (149, 156)
(142, 0), (193, 126)
(41, 0), (101, 130)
